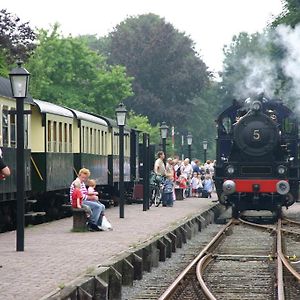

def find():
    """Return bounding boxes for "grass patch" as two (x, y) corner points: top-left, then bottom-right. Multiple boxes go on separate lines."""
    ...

(58, 283), (65, 289)
(71, 227), (89, 233)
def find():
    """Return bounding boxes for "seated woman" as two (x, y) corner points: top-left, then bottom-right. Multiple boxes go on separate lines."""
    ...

(70, 168), (105, 231)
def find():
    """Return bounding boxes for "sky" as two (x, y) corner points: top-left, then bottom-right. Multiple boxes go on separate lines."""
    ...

(2, 0), (283, 74)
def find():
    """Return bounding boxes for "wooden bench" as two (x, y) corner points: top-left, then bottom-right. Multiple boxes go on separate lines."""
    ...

(72, 208), (88, 231)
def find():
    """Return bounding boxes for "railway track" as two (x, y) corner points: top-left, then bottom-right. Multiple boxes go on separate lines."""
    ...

(159, 218), (300, 300)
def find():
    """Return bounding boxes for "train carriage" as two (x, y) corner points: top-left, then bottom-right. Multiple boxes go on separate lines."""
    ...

(68, 108), (109, 186)
(30, 99), (75, 218)
(0, 74), (147, 231)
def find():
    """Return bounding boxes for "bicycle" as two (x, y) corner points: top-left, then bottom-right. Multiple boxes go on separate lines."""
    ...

(150, 183), (163, 207)
(149, 172), (164, 207)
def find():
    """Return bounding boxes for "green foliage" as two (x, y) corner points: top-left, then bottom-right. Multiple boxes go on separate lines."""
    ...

(0, 9), (36, 64)
(127, 112), (160, 144)
(272, 0), (300, 27)
(106, 13), (210, 126)
(27, 24), (133, 116)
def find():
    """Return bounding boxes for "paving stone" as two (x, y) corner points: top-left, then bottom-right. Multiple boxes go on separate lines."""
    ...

(0, 196), (218, 300)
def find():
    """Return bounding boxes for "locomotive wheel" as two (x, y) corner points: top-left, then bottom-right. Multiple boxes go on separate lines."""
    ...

(232, 203), (240, 219)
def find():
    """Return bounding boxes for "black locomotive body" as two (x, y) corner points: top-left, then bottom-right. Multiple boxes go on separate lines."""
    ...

(215, 96), (299, 218)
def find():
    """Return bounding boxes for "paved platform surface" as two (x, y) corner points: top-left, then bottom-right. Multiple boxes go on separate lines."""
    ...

(0, 196), (217, 300)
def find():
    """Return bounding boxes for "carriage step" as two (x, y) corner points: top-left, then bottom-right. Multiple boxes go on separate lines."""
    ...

(62, 204), (72, 208)
(26, 199), (37, 204)
(25, 211), (46, 217)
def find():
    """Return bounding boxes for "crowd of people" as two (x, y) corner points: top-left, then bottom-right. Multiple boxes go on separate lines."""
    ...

(154, 151), (215, 207)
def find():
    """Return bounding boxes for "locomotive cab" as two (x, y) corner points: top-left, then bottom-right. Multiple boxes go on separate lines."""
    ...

(215, 96), (299, 218)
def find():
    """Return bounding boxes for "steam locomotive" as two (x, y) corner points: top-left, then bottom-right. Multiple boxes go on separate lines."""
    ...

(215, 95), (299, 218)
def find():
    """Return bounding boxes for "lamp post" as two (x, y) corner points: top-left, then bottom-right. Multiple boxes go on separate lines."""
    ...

(160, 121), (168, 161)
(187, 133), (193, 161)
(115, 103), (127, 218)
(9, 60), (30, 252)
(203, 140), (208, 163)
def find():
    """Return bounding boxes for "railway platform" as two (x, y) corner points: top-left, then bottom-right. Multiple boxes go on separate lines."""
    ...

(0, 195), (219, 300)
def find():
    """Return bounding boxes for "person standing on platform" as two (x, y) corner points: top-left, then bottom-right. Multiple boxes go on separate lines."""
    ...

(154, 151), (166, 176)
(162, 173), (174, 207)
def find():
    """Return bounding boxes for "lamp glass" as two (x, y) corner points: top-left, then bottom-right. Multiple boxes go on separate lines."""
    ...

(187, 134), (193, 145)
(115, 103), (127, 126)
(160, 122), (168, 139)
(9, 63), (30, 98)
(203, 140), (208, 150)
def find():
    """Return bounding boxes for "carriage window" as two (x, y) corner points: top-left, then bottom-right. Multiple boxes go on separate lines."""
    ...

(221, 117), (232, 134)
(48, 120), (52, 151)
(81, 126), (85, 152)
(53, 121), (57, 152)
(64, 123), (68, 152)
(90, 128), (93, 154)
(58, 122), (62, 152)
(97, 130), (100, 154)
(69, 124), (72, 152)
(105, 132), (108, 155)
(2, 107), (8, 147)
(10, 113), (16, 148)
(283, 118), (294, 134)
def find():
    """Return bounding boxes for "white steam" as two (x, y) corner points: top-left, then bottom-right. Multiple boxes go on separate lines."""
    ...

(232, 24), (300, 107)
(276, 24), (300, 101)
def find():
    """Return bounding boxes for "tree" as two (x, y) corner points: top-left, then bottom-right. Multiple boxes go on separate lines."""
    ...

(105, 14), (209, 126)
(0, 9), (36, 74)
(273, 0), (300, 27)
(127, 112), (160, 145)
(27, 25), (133, 116)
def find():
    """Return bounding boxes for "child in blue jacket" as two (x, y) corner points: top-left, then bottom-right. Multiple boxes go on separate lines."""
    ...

(163, 173), (174, 207)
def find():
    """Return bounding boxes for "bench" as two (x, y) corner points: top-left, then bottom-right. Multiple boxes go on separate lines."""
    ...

(72, 208), (88, 231)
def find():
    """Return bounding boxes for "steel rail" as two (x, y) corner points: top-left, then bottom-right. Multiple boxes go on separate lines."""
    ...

(277, 219), (285, 300)
(238, 217), (275, 231)
(282, 217), (300, 226)
(158, 219), (233, 300)
(196, 253), (217, 300)
(277, 219), (300, 282)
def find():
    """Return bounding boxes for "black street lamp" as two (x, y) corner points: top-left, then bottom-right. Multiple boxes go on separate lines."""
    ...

(203, 140), (208, 163)
(187, 133), (193, 161)
(160, 122), (168, 161)
(9, 60), (30, 252)
(115, 102), (127, 218)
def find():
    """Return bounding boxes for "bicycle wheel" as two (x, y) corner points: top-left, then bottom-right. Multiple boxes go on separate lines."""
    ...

(149, 186), (156, 207)
(155, 187), (162, 207)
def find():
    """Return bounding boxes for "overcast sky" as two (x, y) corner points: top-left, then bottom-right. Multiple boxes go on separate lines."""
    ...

(2, 0), (283, 73)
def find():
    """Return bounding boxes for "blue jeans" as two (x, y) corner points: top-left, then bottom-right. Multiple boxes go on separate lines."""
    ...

(164, 193), (173, 206)
(83, 200), (105, 226)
